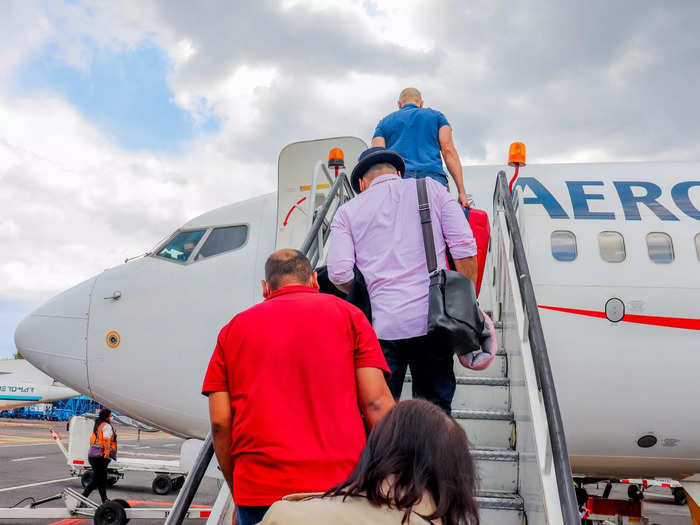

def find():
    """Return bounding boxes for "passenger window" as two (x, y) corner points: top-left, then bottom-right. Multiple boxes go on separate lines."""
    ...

(646, 232), (674, 264)
(696, 234), (700, 261)
(156, 230), (206, 262)
(551, 231), (577, 261)
(598, 231), (626, 263)
(196, 225), (248, 260)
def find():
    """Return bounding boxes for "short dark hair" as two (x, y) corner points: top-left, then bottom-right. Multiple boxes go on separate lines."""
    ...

(326, 399), (479, 525)
(264, 249), (312, 291)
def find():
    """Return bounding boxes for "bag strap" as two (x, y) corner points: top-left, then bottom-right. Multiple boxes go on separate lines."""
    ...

(416, 178), (438, 273)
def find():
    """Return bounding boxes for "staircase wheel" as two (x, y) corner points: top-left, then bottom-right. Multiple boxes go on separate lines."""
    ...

(94, 500), (127, 525)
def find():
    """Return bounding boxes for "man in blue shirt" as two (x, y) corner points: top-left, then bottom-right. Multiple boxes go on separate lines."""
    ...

(371, 87), (469, 207)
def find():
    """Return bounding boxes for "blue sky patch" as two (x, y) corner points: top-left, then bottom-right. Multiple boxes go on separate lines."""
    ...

(16, 41), (219, 152)
(0, 298), (38, 359)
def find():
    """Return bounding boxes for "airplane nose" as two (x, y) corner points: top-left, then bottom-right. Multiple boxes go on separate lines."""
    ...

(14, 277), (96, 396)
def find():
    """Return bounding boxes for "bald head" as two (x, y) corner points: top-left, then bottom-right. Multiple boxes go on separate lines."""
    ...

(398, 87), (422, 106)
(264, 249), (313, 291)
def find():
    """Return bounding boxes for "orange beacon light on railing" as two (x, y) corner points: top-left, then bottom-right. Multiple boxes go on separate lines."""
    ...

(508, 142), (526, 194)
(328, 148), (345, 178)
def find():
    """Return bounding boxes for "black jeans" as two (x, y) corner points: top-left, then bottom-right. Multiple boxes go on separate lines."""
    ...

(83, 456), (111, 502)
(379, 335), (456, 414)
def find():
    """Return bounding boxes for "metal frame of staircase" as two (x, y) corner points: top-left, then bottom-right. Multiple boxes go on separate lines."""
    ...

(491, 170), (580, 525)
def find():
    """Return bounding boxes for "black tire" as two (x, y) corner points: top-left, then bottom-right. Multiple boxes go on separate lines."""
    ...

(172, 476), (185, 491)
(152, 474), (173, 495)
(107, 475), (119, 487)
(673, 487), (687, 506)
(111, 499), (131, 524)
(628, 484), (644, 501)
(94, 500), (127, 525)
(80, 470), (94, 488)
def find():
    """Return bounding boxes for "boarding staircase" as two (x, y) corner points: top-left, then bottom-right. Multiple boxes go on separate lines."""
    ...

(164, 165), (580, 525)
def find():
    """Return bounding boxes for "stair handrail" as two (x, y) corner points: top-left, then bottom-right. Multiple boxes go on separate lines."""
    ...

(165, 168), (354, 525)
(493, 170), (580, 525)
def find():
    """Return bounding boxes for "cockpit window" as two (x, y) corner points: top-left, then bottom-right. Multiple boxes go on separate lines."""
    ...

(551, 231), (577, 261)
(646, 232), (674, 264)
(156, 230), (206, 262)
(598, 231), (626, 263)
(196, 225), (248, 260)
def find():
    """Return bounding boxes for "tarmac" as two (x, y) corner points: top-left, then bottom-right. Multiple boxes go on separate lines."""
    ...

(0, 418), (219, 524)
(0, 418), (694, 525)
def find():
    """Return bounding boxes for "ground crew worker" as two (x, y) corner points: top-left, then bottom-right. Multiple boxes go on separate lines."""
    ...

(327, 148), (477, 414)
(82, 408), (116, 503)
(202, 249), (395, 525)
(372, 87), (470, 207)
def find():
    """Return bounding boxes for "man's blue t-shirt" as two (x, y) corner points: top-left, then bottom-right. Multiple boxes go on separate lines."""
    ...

(373, 104), (450, 174)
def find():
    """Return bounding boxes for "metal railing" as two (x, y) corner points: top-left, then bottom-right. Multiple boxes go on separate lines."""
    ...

(493, 170), (580, 525)
(165, 169), (353, 525)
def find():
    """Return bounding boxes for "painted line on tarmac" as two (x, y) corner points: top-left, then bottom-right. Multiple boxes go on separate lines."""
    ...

(0, 477), (75, 493)
(50, 519), (88, 525)
(10, 455), (46, 462)
(0, 441), (60, 448)
(120, 452), (178, 458)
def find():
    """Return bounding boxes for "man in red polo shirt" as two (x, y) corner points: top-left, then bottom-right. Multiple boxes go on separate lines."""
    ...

(202, 249), (394, 525)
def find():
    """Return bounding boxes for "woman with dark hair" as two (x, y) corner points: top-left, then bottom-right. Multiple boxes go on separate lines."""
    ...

(82, 408), (117, 503)
(259, 399), (479, 525)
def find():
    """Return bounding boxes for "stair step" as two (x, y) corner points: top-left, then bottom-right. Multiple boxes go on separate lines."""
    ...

(401, 376), (509, 411)
(476, 494), (524, 525)
(453, 409), (514, 449)
(476, 492), (524, 510)
(477, 506), (523, 525)
(473, 449), (518, 494)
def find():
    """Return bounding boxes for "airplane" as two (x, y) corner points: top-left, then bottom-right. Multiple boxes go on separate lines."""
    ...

(12, 137), (700, 516)
(0, 358), (79, 410)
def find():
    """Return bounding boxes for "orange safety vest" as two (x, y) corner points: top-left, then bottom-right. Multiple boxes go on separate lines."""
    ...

(90, 422), (117, 457)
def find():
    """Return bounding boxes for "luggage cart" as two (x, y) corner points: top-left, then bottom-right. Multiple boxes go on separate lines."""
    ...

(0, 487), (210, 525)
(51, 415), (188, 495)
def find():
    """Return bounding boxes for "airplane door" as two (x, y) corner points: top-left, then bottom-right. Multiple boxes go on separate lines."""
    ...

(276, 136), (366, 251)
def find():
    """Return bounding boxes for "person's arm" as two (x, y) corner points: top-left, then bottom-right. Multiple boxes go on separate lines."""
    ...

(350, 307), (395, 427)
(327, 208), (355, 293)
(453, 256), (478, 288)
(356, 367), (395, 428)
(209, 391), (234, 494)
(371, 119), (387, 148)
(438, 125), (469, 208)
(430, 179), (478, 287)
(201, 325), (235, 493)
(101, 425), (113, 458)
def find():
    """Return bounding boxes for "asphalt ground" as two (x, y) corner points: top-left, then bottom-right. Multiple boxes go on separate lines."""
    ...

(0, 418), (220, 525)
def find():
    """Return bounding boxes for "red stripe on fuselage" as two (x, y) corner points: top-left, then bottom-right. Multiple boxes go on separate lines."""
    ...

(538, 305), (700, 331)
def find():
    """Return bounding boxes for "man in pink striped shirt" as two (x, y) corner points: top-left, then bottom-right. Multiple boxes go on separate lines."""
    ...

(328, 147), (477, 413)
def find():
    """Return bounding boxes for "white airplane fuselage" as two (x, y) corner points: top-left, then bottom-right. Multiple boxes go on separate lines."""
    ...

(14, 157), (700, 479)
(0, 359), (78, 410)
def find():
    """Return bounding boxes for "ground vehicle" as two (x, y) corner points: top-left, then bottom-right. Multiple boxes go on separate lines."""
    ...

(52, 415), (187, 495)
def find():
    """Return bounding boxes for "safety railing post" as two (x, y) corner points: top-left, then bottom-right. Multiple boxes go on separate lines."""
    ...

(163, 433), (214, 525)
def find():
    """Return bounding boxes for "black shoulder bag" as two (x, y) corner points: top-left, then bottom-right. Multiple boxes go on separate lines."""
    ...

(417, 178), (484, 356)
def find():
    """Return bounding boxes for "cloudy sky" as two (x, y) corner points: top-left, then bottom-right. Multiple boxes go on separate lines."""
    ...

(1, 1), (699, 358)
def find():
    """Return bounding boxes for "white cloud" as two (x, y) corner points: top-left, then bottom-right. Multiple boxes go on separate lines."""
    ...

(0, 92), (274, 302)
